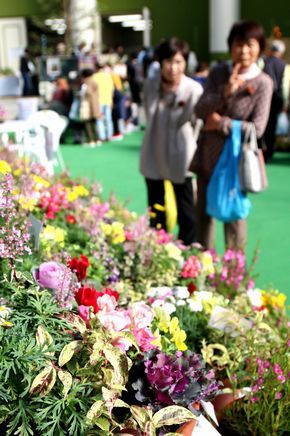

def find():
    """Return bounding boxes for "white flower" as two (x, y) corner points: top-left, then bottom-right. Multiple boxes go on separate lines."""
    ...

(148, 286), (172, 299)
(173, 286), (190, 299)
(208, 306), (252, 337)
(187, 299), (203, 312)
(176, 300), (186, 306)
(247, 288), (263, 307)
(162, 302), (177, 315)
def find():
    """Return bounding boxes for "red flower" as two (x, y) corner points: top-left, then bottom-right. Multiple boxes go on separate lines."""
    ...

(66, 214), (77, 224)
(75, 286), (120, 314)
(75, 286), (99, 313)
(188, 282), (197, 295)
(68, 255), (89, 282)
(102, 287), (119, 302)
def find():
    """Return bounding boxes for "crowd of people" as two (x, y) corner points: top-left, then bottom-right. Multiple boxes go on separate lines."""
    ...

(5, 20), (289, 251)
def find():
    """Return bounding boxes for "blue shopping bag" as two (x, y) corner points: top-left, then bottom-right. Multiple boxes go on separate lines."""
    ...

(206, 120), (252, 222)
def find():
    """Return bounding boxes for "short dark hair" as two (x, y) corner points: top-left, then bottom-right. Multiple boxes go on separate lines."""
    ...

(155, 37), (190, 64)
(227, 20), (265, 54)
(81, 68), (94, 78)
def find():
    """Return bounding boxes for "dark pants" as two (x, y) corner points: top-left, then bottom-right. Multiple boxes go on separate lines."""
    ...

(145, 177), (196, 245)
(84, 119), (98, 142)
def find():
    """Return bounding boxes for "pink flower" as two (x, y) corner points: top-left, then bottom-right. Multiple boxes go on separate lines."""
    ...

(98, 309), (131, 332)
(250, 396), (259, 403)
(181, 256), (201, 279)
(34, 261), (70, 290)
(275, 392), (283, 400)
(97, 294), (118, 313)
(128, 302), (154, 329)
(111, 335), (133, 351)
(133, 327), (157, 352)
(156, 229), (173, 244)
(78, 305), (91, 326)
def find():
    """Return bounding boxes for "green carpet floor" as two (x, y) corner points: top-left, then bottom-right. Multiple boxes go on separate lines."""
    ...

(60, 131), (290, 301)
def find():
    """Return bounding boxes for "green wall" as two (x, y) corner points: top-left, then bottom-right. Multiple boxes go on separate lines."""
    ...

(241, 0), (290, 37)
(0, 0), (42, 17)
(99, 0), (209, 60)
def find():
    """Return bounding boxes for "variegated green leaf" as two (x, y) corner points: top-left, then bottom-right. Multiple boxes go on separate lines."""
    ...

(103, 344), (128, 386)
(36, 325), (53, 353)
(58, 369), (73, 398)
(145, 421), (156, 435)
(86, 400), (105, 422)
(153, 406), (196, 428)
(95, 416), (111, 432)
(58, 340), (81, 367)
(114, 399), (130, 408)
(29, 366), (57, 396)
(90, 339), (105, 365)
(130, 405), (150, 429)
(59, 312), (87, 333)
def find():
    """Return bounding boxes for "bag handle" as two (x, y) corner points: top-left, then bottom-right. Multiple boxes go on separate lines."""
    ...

(242, 122), (258, 151)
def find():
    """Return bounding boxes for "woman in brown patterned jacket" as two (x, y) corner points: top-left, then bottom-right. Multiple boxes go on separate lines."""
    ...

(190, 21), (273, 250)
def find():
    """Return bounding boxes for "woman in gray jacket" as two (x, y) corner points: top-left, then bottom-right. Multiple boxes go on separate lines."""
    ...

(140, 37), (203, 245)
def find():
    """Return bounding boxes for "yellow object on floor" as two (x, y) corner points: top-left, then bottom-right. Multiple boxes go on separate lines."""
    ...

(164, 180), (177, 232)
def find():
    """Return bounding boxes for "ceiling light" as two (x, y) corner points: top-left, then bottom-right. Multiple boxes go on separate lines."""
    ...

(108, 14), (142, 23)
(122, 20), (145, 27)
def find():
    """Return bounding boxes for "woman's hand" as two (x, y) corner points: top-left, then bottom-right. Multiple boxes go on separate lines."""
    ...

(224, 63), (245, 98)
(204, 112), (222, 130)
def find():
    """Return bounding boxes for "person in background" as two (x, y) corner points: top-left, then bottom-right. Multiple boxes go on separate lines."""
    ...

(262, 40), (286, 162)
(20, 48), (35, 96)
(190, 20), (273, 250)
(49, 77), (73, 116)
(192, 62), (210, 88)
(79, 69), (101, 147)
(92, 63), (114, 142)
(140, 37), (203, 245)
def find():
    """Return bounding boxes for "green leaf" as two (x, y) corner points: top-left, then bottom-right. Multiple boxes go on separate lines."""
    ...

(86, 400), (105, 422)
(36, 325), (54, 354)
(95, 416), (111, 432)
(145, 421), (156, 435)
(58, 369), (73, 398)
(90, 339), (105, 365)
(29, 365), (57, 396)
(103, 344), (128, 386)
(59, 312), (87, 334)
(58, 340), (82, 367)
(130, 405), (151, 429)
(153, 406), (196, 428)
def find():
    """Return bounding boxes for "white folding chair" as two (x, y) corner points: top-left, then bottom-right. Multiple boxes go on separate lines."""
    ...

(28, 110), (68, 174)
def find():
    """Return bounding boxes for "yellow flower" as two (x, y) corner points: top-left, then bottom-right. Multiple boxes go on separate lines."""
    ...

(171, 326), (187, 351)
(18, 196), (37, 211)
(154, 307), (170, 333)
(200, 251), (215, 275)
(153, 203), (165, 212)
(0, 160), (12, 174)
(40, 225), (66, 248)
(13, 168), (22, 177)
(164, 243), (182, 262)
(151, 329), (162, 348)
(262, 289), (287, 309)
(169, 316), (179, 334)
(33, 175), (50, 188)
(66, 185), (89, 202)
(110, 221), (125, 244)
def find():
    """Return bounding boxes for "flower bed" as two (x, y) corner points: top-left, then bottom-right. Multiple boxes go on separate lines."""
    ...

(0, 148), (289, 435)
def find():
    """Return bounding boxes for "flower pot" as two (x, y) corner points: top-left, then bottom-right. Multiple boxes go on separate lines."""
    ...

(211, 385), (242, 420)
(176, 402), (199, 435)
(176, 418), (197, 435)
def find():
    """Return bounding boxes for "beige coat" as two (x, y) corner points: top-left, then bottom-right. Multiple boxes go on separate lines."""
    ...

(79, 77), (100, 120)
(140, 74), (203, 184)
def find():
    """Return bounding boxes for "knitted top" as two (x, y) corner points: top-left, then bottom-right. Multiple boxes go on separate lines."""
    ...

(190, 62), (273, 180)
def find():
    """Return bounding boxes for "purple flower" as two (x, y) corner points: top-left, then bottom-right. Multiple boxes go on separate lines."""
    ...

(250, 396), (259, 403)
